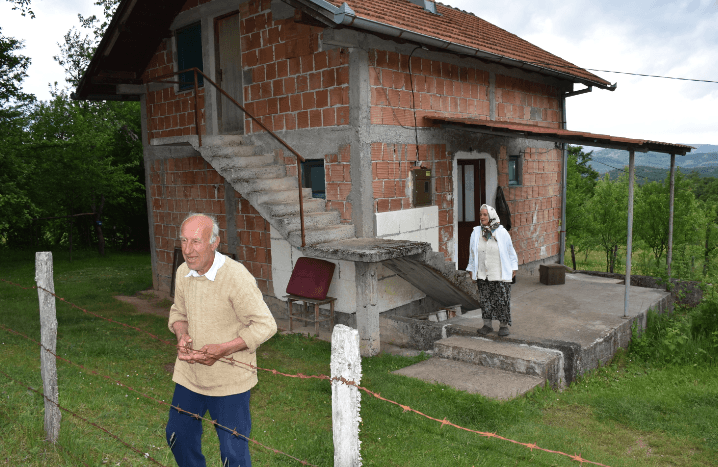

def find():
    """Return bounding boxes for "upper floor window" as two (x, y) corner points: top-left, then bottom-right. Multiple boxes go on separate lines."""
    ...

(176, 22), (204, 91)
(508, 155), (521, 186)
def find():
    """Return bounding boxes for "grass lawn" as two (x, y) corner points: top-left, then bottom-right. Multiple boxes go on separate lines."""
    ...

(1, 249), (716, 466)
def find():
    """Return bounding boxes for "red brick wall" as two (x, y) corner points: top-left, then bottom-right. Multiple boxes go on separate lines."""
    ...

(369, 50), (490, 126)
(143, 38), (207, 140)
(240, 0), (350, 133)
(148, 155), (272, 294)
(500, 146), (562, 265)
(495, 75), (561, 128)
(371, 142), (453, 260)
(234, 198), (273, 294)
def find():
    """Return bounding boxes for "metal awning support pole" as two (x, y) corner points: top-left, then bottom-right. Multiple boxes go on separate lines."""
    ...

(624, 150), (636, 318)
(666, 153), (676, 286)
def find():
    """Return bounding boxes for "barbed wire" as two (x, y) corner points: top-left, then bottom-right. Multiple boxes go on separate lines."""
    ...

(2, 277), (610, 465)
(0, 368), (168, 466)
(0, 323), (316, 466)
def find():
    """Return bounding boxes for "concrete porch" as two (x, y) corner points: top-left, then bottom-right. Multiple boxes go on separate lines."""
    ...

(386, 272), (671, 399)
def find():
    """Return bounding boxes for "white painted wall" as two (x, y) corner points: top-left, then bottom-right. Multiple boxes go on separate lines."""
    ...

(374, 205), (439, 252)
(452, 152), (498, 266)
(270, 226), (425, 314)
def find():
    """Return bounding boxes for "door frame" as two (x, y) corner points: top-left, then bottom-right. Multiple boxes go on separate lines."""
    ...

(452, 152), (498, 267)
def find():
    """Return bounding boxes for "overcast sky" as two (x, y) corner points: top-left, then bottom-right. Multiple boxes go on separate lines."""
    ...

(2, 0), (717, 146)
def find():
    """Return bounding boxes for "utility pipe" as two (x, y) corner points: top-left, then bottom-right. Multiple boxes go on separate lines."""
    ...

(624, 150), (636, 318)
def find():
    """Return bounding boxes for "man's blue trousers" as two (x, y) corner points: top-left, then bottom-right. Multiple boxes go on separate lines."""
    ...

(166, 384), (252, 467)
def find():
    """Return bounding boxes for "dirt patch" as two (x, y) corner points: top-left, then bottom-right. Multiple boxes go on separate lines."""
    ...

(114, 288), (174, 318)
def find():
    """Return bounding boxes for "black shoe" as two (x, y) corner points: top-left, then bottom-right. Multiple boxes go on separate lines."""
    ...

(498, 327), (510, 337)
(477, 325), (493, 335)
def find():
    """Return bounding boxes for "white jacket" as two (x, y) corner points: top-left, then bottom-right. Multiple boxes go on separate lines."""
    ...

(466, 225), (518, 281)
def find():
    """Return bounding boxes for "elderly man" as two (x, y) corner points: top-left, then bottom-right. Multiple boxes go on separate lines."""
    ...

(166, 212), (277, 467)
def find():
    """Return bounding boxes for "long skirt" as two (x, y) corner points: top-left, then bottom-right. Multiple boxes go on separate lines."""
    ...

(476, 279), (512, 326)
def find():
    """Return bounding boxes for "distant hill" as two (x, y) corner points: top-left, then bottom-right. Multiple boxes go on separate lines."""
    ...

(604, 165), (718, 185)
(586, 144), (718, 175)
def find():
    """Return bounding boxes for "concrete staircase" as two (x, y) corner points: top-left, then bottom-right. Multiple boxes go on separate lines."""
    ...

(384, 250), (481, 311)
(192, 135), (355, 248)
(394, 335), (565, 400)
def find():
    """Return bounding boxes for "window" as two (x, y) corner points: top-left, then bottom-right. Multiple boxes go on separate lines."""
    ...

(301, 160), (326, 199)
(508, 155), (521, 185)
(176, 22), (204, 91)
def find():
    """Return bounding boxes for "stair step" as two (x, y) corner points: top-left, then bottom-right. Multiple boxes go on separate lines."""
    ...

(434, 336), (564, 388)
(206, 145), (257, 157)
(261, 198), (326, 217)
(201, 135), (246, 147)
(248, 187), (313, 205)
(211, 153), (276, 172)
(288, 224), (355, 246)
(222, 165), (286, 180)
(393, 357), (545, 400)
(235, 176), (296, 193)
(275, 211), (341, 232)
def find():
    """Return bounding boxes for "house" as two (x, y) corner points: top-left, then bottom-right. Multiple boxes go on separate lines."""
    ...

(75, 0), (628, 355)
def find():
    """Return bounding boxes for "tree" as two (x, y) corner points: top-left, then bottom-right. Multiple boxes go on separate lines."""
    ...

(0, 27), (37, 243)
(565, 145), (600, 266)
(585, 173), (628, 272)
(633, 170), (700, 268)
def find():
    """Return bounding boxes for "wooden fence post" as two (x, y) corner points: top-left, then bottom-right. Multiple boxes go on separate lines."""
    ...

(35, 252), (61, 443)
(331, 324), (362, 467)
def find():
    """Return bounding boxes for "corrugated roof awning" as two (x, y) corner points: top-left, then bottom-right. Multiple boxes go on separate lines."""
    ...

(424, 114), (694, 155)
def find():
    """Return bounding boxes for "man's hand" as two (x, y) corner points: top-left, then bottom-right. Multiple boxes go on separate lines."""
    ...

(192, 344), (226, 366)
(177, 332), (195, 362)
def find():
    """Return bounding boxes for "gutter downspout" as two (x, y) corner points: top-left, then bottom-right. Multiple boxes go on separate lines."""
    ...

(559, 94), (568, 266)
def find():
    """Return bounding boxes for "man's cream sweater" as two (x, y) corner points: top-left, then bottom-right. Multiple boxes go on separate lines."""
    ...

(168, 257), (277, 396)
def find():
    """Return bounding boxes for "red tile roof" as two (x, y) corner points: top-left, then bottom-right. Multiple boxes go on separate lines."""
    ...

(326, 0), (611, 87)
(424, 113), (694, 154)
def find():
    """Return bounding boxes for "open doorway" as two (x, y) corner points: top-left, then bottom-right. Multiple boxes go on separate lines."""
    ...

(456, 159), (486, 270)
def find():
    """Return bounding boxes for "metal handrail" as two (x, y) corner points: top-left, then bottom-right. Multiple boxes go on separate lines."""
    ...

(145, 67), (307, 247)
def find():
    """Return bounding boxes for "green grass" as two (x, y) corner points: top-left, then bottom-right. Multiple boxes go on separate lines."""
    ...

(1, 249), (717, 466)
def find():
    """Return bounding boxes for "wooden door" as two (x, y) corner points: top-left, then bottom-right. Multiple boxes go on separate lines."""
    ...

(215, 13), (243, 134)
(457, 160), (486, 270)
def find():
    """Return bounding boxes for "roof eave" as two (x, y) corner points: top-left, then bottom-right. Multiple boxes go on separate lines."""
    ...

(288, 0), (614, 90)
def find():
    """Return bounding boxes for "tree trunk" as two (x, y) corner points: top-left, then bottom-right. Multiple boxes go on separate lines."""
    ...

(570, 244), (577, 270)
(91, 195), (106, 256)
(611, 245), (618, 273)
(704, 223), (711, 277)
(68, 206), (73, 262)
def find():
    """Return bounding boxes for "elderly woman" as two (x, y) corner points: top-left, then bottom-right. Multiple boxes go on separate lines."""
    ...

(466, 204), (518, 336)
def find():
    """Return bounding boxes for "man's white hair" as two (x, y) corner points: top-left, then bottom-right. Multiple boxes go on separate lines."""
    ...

(180, 212), (219, 243)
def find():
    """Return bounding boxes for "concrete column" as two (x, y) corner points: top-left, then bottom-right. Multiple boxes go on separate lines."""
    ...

(667, 153), (676, 281)
(331, 324), (362, 467)
(223, 180), (238, 258)
(355, 262), (380, 356)
(348, 47), (374, 237)
(624, 150), (635, 318)
(489, 71), (496, 121)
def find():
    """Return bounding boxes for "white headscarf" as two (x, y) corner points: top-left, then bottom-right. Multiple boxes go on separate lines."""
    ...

(479, 204), (501, 241)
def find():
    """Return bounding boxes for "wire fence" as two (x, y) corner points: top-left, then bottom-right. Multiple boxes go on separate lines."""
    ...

(0, 276), (610, 466)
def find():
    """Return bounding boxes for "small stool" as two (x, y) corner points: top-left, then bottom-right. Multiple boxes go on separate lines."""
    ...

(285, 294), (336, 335)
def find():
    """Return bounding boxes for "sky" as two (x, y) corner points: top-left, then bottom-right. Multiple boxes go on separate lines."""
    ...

(2, 0), (717, 147)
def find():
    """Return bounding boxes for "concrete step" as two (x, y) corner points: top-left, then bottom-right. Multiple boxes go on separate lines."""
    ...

(393, 357), (545, 400)
(261, 198), (326, 217)
(234, 176), (297, 193)
(248, 187), (313, 205)
(288, 224), (355, 246)
(211, 153), (276, 172)
(201, 135), (247, 147)
(225, 165), (286, 180)
(275, 211), (341, 232)
(434, 335), (564, 388)
(207, 144), (257, 158)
